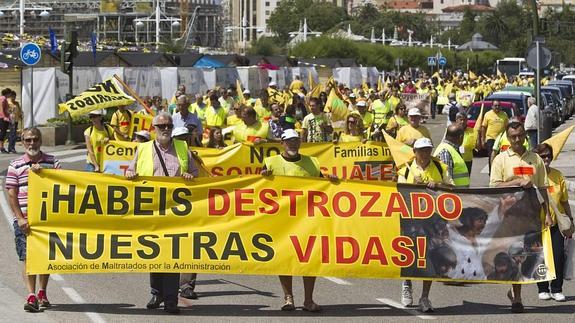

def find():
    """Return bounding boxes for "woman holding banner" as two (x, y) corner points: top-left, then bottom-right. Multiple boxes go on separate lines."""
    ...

(533, 143), (573, 302)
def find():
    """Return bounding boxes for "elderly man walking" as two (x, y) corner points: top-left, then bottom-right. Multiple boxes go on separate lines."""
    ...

(125, 112), (199, 314)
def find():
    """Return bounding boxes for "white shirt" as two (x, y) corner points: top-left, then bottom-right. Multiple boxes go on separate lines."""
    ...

(524, 104), (538, 131)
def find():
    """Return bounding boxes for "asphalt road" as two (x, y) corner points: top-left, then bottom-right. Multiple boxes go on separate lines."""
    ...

(0, 114), (574, 322)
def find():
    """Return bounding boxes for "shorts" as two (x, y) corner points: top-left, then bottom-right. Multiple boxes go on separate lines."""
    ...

(13, 220), (26, 261)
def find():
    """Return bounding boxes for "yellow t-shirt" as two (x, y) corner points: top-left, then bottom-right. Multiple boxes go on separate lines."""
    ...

(547, 167), (568, 223)
(84, 124), (114, 166)
(482, 110), (508, 140)
(110, 110), (132, 141)
(489, 149), (548, 188)
(205, 106), (227, 127)
(397, 158), (454, 185)
(395, 124), (432, 146)
(232, 121), (271, 143)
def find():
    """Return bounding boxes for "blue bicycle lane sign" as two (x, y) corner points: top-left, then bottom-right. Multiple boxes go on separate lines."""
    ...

(20, 43), (41, 66)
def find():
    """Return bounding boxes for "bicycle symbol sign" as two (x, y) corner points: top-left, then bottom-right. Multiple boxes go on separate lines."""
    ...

(20, 43), (41, 66)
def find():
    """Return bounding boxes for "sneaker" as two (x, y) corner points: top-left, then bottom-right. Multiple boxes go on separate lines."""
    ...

(24, 294), (40, 312)
(550, 292), (566, 302)
(8, 149), (17, 154)
(538, 292), (551, 300)
(401, 281), (413, 307)
(418, 297), (434, 313)
(0, 148), (8, 154)
(37, 289), (51, 307)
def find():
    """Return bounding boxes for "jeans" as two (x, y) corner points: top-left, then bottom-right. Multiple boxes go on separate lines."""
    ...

(526, 129), (538, 149)
(7, 121), (18, 152)
(537, 225), (565, 293)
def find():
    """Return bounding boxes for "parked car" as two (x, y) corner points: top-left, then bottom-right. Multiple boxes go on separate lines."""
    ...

(466, 101), (520, 129)
(484, 91), (530, 116)
(541, 86), (568, 122)
(547, 80), (574, 116)
(540, 92), (561, 126)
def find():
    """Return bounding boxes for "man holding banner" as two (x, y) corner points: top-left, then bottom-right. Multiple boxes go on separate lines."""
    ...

(489, 121), (552, 313)
(261, 129), (337, 312)
(6, 128), (61, 312)
(125, 112), (199, 314)
(396, 137), (453, 313)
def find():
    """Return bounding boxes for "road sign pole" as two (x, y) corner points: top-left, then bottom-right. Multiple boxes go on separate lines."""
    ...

(30, 66), (34, 127)
(536, 40), (541, 144)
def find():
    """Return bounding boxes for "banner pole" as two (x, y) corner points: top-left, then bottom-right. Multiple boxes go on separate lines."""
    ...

(113, 74), (155, 116)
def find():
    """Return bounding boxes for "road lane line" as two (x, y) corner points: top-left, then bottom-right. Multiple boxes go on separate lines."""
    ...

(0, 187), (14, 229)
(51, 274), (64, 281)
(58, 155), (88, 163)
(377, 298), (436, 320)
(324, 277), (352, 285)
(480, 164), (489, 174)
(61, 287), (106, 323)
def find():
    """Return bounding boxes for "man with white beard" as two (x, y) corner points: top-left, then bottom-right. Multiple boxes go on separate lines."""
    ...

(126, 112), (199, 314)
(6, 127), (61, 312)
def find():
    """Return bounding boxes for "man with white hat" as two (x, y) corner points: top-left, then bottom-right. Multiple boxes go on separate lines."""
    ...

(133, 130), (151, 143)
(262, 129), (337, 312)
(355, 100), (374, 132)
(396, 137), (453, 313)
(243, 89), (256, 107)
(396, 108), (432, 146)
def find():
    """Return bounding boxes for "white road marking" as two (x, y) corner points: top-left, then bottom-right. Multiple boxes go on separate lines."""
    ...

(51, 274), (64, 281)
(0, 187), (14, 229)
(62, 287), (106, 323)
(480, 164), (489, 174)
(58, 154), (87, 163)
(51, 149), (87, 157)
(377, 298), (436, 320)
(324, 277), (352, 285)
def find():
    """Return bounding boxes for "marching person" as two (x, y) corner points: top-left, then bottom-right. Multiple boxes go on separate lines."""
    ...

(261, 129), (338, 312)
(173, 95), (203, 137)
(525, 97), (539, 148)
(533, 143), (572, 302)
(125, 112), (199, 314)
(301, 97), (333, 143)
(396, 137), (454, 313)
(454, 112), (477, 173)
(110, 105), (132, 141)
(434, 125), (469, 187)
(481, 100), (508, 173)
(489, 121), (552, 313)
(84, 109), (114, 172)
(385, 103), (408, 138)
(6, 127), (61, 312)
(395, 108), (432, 147)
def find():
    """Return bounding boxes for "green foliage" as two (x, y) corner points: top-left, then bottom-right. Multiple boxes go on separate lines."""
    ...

(45, 115), (92, 127)
(248, 37), (284, 56)
(290, 37), (503, 73)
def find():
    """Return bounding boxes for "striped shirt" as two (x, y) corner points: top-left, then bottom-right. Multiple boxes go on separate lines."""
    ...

(5, 152), (61, 221)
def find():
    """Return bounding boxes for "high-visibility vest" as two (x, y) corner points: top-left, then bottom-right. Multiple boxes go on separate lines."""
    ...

(136, 140), (188, 176)
(397, 158), (445, 184)
(434, 142), (470, 187)
(264, 154), (320, 177)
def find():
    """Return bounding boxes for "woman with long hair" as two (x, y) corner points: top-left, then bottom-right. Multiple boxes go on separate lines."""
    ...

(206, 126), (227, 149)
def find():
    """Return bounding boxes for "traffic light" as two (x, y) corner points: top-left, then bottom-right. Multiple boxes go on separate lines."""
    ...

(60, 31), (78, 76)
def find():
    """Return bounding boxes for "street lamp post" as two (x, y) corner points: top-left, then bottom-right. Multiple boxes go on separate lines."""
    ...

(133, 1), (180, 51)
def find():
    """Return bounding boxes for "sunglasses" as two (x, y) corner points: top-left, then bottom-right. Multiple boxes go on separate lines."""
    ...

(23, 137), (40, 143)
(154, 124), (174, 130)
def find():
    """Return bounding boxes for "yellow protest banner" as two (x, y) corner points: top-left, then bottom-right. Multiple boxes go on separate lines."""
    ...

(100, 141), (396, 181)
(27, 170), (554, 284)
(58, 77), (136, 117)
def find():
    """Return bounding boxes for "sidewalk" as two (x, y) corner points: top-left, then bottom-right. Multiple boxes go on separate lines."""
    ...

(546, 117), (575, 192)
